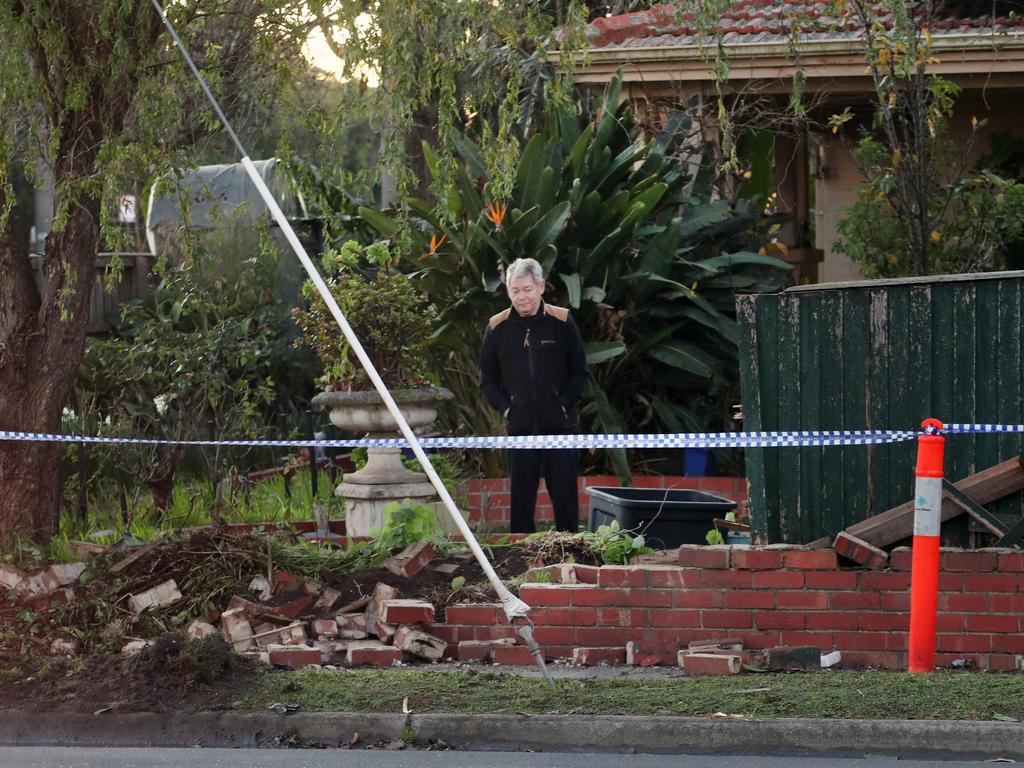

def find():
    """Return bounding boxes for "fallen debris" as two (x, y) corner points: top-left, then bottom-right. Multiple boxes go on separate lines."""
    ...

(127, 579), (182, 615)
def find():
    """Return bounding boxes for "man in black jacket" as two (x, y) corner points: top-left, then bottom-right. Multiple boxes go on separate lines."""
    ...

(479, 258), (589, 532)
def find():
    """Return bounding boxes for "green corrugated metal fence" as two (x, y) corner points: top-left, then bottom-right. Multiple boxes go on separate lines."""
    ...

(737, 271), (1024, 544)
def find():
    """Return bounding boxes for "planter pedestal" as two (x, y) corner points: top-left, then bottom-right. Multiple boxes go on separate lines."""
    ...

(311, 388), (453, 537)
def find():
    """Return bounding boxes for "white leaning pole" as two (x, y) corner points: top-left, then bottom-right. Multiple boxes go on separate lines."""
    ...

(149, 0), (551, 683)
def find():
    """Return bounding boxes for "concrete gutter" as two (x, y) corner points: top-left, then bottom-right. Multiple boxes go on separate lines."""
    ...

(1, 710), (1022, 757)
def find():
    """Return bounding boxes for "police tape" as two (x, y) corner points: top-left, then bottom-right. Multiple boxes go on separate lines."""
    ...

(0, 424), (1018, 450)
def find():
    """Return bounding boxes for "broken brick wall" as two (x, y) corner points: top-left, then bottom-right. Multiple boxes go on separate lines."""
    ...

(458, 475), (748, 528)
(436, 545), (1024, 671)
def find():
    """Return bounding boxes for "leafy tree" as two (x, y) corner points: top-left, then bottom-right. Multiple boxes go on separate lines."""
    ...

(827, 0), (1024, 276)
(0, 1), (309, 544)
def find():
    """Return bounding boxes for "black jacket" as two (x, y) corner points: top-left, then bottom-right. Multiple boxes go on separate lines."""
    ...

(479, 302), (589, 436)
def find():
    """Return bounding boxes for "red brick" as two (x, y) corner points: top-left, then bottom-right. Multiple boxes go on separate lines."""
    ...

(445, 603), (502, 625)
(936, 634), (993, 653)
(938, 573), (964, 591)
(568, 587), (627, 606)
(472, 625), (516, 641)
(381, 599), (435, 625)
(701, 570), (753, 589)
(886, 633), (909, 651)
(702, 610), (753, 629)
(571, 565), (602, 584)
(806, 612), (859, 630)
(536, 607), (597, 626)
(269, 646), (322, 668)
(860, 612), (909, 631)
(989, 635), (1024, 653)
(597, 566), (648, 587)
(880, 592), (910, 611)
(829, 591), (880, 610)
(532, 626), (577, 645)
(940, 593), (989, 612)
(777, 591), (828, 610)
(624, 588), (673, 608)
(674, 591), (723, 609)
(990, 594), (1024, 612)
(965, 614), (1019, 633)
(312, 619), (338, 639)
(274, 595), (314, 620)
(859, 572), (910, 591)
(576, 626), (629, 646)
(597, 607), (648, 627)
(834, 532), (887, 569)
(572, 646), (626, 666)
(936, 613), (965, 632)
(940, 550), (998, 572)
(493, 644), (538, 665)
(347, 642), (402, 667)
(833, 631), (889, 650)
(723, 591), (775, 609)
(680, 652), (741, 675)
(754, 611), (805, 630)
(457, 640), (501, 661)
(381, 541), (434, 578)
(997, 552), (1024, 572)
(645, 567), (699, 588)
(783, 549), (838, 570)
(425, 624), (458, 643)
(889, 548), (913, 571)
(840, 650), (904, 670)
(776, 634), (833, 653)
(732, 550), (785, 570)
(753, 571), (804, 589)
(649, 609), (701, 628)
(963, 573), (1018, 593)
(519, 584), (572, 606)
(678, 545), (731, 569)
(987, 654), (1019, 671)
(804, 571), (859, 590)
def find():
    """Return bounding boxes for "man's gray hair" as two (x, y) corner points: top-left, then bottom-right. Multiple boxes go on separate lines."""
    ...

(505, 258), (544, 289)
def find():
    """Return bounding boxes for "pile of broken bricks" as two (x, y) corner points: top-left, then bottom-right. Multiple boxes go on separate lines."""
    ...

(141, 540), (451, 669)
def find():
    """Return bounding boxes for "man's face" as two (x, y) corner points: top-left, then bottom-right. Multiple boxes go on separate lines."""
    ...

(507, 274), (544, 316)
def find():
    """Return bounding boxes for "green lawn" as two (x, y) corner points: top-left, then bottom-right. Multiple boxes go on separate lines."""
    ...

(237, 668), (1024, 721)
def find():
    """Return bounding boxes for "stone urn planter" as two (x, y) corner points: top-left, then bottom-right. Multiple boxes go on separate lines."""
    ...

(311, 387), (454, 536)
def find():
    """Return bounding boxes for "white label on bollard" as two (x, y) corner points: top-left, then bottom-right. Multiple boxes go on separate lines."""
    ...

(912, 476), (943, 537)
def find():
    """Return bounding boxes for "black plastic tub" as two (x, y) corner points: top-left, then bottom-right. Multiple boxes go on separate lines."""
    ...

(586, 486), (737, 548)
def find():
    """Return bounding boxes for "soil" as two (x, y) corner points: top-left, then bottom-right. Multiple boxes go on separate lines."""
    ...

(0, 529), (603, 713)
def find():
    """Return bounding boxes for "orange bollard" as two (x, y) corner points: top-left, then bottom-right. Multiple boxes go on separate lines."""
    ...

(908, 418), (945, 673)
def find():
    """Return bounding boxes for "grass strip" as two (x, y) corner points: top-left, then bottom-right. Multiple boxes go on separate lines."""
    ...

(237, 668), (1024, 721)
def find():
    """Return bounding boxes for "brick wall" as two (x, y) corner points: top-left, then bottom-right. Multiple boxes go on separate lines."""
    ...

(435, 545), (1024, 671)
(458, 475), (748, 528)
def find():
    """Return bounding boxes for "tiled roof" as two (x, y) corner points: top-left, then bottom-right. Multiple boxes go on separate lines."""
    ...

(586, 1), (1024, 49)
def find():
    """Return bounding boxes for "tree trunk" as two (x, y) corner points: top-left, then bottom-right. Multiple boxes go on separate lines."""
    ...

(0, 165), (102, 544)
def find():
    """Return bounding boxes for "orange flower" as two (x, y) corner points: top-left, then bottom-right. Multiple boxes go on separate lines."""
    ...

(420, 232), (447, 260)
(485, 200), (507, 230)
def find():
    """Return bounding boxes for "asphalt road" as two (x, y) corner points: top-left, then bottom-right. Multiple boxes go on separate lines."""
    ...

(0, 748), (1002, 768)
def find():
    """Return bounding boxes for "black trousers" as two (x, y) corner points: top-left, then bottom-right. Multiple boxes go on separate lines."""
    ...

(508, 447), (579, 533)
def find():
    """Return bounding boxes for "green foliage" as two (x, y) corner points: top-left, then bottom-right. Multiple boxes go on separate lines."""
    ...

(587, 520), (650, 565)
(291, 240), (438, 390)
(706, 528), (725, 545)
(379, 499), (439, 548)
(362, 71), (789, 477)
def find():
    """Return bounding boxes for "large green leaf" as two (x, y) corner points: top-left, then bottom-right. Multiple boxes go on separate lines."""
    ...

(584, 379), (631, 484)
(525, 200), (571, 260)
(699, 251), (794, 271)
(649, 341), (716, 379)
(358, 206), (400, 238)
(584, 341), (626, 365)
(559, 272), (581, 308)
(515, 135), (548, 211)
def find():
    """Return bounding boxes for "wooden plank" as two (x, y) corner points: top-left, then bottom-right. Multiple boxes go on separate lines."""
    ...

(996, 515), (1024, 548)
(885, 286), (914, 510)
(841, 456), (1024, 547)
(842, 289), (869, 529)
(757, 295), (781, 542)
(819, 292), (845, 540)
(736, 294), (771, 543)
(974, 280), (1000, 478)
(785, 269), (1024, 294)
(777, 294), (802, 542)
(867, 287), (889, 517)
(950, 281), (977, 482)
(996, 279), (1023, 520)
(942, 479), (1008, 537)
(798, 294), (821, 544)
(932, 283), (968, 547)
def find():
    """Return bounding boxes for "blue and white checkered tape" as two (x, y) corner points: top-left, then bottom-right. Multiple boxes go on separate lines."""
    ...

(0, 423), (1018, 450)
